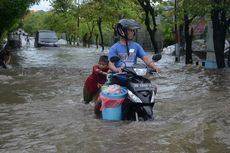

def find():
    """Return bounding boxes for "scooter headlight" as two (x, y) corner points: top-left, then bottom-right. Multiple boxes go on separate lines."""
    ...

(133, 68), (147, 76)
(128, 90), (142, 103)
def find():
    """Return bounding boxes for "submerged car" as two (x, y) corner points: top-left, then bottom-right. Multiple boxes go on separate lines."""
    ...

(34, 30), (58, 47)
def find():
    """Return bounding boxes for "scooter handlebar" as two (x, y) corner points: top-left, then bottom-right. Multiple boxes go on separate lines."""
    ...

(148, 69), (156, 74)
(107, 72), (127, 78)
(106, 71), (126, 77)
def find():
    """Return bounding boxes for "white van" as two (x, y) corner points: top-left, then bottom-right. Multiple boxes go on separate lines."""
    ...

(34, 30), (58, 47)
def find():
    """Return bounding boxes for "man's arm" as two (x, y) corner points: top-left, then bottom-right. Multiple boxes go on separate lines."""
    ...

(108, 61), (122, 73)
(142, 55), (160, 73)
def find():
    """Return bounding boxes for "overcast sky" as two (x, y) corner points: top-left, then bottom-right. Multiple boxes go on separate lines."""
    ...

(30, 1), (52, 11)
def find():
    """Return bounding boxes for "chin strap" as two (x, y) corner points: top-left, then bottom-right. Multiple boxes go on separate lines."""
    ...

(125, 38), (129, 56)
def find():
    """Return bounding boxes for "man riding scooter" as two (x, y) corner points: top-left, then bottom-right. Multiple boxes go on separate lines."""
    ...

(94, 19), (161, 121)
(108, 18), (160, 74)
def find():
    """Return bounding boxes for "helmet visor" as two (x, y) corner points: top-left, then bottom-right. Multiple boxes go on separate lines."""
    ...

(128, 25), (140, 30)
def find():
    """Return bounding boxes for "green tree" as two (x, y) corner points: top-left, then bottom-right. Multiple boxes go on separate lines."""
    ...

(50, 0), (79, 45)
(137, 0), (161, 53)
(177, 0), (209, 64)
(51, 0), (74, 13)
(90, 0), (141, 48)
(175, 0), (230, 67)
(156, 1), (175, 47)
(0, 0), (39, 46)
(22, 11), (51, 35)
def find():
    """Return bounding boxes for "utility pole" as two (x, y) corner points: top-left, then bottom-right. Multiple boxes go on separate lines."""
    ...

(174, 0), (180, 62)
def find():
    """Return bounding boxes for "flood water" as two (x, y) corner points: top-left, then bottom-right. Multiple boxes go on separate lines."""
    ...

(0, 45), (230, 153)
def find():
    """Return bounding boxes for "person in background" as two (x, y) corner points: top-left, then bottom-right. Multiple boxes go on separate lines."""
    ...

(83, 55), (109, 104)
(0, 45), (11, 69)
(108, 19), (160, 73)
(25, 35), (30, 45)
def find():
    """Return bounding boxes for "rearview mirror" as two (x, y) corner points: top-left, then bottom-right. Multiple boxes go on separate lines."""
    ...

(152, 53), (162, 62)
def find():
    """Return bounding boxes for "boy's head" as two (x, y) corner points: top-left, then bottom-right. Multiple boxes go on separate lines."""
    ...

(98, 55), (109, 69)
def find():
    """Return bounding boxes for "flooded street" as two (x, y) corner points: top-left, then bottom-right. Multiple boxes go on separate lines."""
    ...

(0, 45), (230, 153)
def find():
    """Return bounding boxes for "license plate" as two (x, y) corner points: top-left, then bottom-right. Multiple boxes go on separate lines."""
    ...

(133, 83), (153, 91)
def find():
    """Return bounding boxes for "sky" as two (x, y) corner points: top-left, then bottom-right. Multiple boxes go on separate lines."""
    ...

(30, 0), (52, 11)
(29, 0), (168, 12)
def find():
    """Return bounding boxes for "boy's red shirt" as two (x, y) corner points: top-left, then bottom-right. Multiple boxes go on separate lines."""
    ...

(84, 64), (108, 94)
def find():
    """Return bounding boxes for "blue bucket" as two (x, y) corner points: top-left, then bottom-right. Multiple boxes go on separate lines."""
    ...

(101, 88), (127, 121)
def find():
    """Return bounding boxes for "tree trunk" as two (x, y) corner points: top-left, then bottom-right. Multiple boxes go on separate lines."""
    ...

(0, 30), (4, 46)
(66, 35), (71, 45)
(95, 33), (98, 49)
(228, 47), (230, 67)
(73, 35), (76, 46)
(144, 12), (158, 53)
(137, 0), (159, 53)
(184, 14), (193, 64)
(70, 35), (74, 45)
(211, 8), (226, 68)
(97, 17), (104, 51)
(82, 33), (88, 47)
(86, 24), (95, 48)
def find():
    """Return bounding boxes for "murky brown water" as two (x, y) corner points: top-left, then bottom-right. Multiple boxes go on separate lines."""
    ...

(0, 46), (230, 153)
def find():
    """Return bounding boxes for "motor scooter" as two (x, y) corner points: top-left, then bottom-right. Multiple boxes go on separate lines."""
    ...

(95, 54), (161, 121)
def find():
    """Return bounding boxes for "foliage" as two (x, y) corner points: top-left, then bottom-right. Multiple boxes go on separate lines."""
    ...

(51, 0), (75, 13)
(47, 0), (143, 45)
(22, 11), (51, 35)
(0, 0), (39, 45)
(79, 0), (142, 34)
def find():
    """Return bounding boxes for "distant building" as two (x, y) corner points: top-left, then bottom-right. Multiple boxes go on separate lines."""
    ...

(8, 28), (30, 49)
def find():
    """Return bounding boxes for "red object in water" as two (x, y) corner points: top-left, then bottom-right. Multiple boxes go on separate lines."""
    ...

(99, 93), (125, 111)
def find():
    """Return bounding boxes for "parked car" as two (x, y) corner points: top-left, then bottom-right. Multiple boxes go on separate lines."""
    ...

(34, 30), (58, 47)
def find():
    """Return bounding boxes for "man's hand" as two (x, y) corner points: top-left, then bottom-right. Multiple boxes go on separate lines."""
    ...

(154, 67), (161, 73)
(142, 55), (160, 73)
(108, 61), (122, 73)
(116, 67), (123, 73)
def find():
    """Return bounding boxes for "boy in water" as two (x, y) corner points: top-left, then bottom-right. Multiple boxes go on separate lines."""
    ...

(83, 55), (109, 104)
